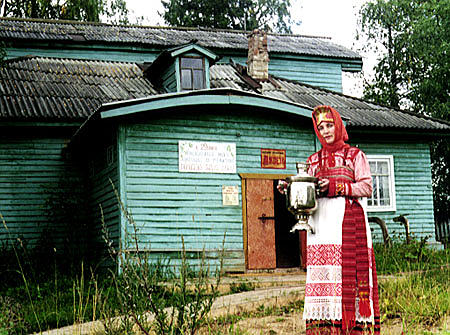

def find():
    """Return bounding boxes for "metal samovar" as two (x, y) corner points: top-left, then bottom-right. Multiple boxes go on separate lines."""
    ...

(285, 162), (319, 234)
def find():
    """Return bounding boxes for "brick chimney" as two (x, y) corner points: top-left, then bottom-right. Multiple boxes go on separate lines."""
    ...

(247, 29), (269, 80)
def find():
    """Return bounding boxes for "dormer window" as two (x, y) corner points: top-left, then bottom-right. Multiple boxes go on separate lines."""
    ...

(146, 42), (218, 93)
(180, 57), (205, 91)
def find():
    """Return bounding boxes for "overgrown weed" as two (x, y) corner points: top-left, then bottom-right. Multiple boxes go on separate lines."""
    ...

(376, 234), (450, 332)
(95, 183), (225, 335)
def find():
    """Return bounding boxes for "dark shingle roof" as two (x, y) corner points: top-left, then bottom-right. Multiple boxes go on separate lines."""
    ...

(0, 17), (361, 60)
(212, 64), (450, 131)
(0, 56), (159, 119)
(1, 56), (448, 132)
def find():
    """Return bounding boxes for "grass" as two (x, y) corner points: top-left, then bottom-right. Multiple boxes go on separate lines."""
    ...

(198, 299), (305, 335)
(374, 236), (450, 334)
(380, 267), (449, 331)
(0, 223), (449, 335)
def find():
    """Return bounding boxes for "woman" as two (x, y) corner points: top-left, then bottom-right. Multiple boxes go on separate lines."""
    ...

(304, 105), (380, 334)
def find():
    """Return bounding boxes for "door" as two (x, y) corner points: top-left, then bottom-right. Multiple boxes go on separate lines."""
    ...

(246, 179), (276, 269)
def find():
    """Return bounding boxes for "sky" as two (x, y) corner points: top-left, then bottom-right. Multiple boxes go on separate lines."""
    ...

(125, 0), (377, 98)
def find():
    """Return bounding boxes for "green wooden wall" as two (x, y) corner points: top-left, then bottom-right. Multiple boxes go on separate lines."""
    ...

(0, 127), (82, 247)
(269, 58), (342, 91)
(161, 63), (178, 93)
(221, 55), (343, 92)
(118, 108), (315, 271)
(78, 126), (121, 267)
(354, 139), (436, 244)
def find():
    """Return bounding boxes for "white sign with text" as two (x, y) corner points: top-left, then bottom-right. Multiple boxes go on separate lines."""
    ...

(178, 140), (236, 173)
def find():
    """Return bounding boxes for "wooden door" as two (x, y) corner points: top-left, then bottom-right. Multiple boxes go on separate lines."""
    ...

(246, 179), (276, 269)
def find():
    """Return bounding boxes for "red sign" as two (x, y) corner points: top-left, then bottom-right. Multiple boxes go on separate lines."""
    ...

(261, 149), (286, 169)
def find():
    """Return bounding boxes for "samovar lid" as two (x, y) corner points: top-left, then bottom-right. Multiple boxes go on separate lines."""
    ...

(286, 162), (318, 183)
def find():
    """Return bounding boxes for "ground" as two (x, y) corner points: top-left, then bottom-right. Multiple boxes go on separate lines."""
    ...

(202, 314), (450, 335)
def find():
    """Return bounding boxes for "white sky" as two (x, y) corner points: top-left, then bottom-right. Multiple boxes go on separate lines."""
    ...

(126, 0), (377, 98)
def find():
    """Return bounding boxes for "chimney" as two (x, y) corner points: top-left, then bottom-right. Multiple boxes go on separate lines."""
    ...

(247, 29), (269, 80)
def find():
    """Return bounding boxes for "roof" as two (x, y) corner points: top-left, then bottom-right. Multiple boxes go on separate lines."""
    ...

(0, 56), (160, 119)
(0, 55), (449, 133)
(0, 17), (361, 60)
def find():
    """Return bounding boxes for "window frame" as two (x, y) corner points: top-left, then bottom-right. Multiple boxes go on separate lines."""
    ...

(179, 56), (205, 91)
(367, 155), (396, 212)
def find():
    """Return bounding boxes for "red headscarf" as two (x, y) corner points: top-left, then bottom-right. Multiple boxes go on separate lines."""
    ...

(312, 105), (349, 152)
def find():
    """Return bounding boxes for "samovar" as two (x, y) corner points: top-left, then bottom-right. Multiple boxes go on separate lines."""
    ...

(285, 162), (319, 234)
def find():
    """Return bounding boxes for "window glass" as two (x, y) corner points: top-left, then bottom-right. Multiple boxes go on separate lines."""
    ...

(379, 161), (389, 174)
(193, 69), (204, 89)
(181, 57), (203, 69)
(368, 156), (396, 212)
(180, 57), (205, 91)
(380, 176), (390, 206)
(181, 69), (192, 90)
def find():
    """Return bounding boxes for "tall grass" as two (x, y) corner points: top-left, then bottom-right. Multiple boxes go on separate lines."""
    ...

(375, 236), (450, 333)
(380, 267), (449, 330)
(98, 185), (225, 335)
(2, 200), (449, 335)
(0, 188), (225, 335)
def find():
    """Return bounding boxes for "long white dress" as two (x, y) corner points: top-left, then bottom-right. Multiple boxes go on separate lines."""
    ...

(302, 147), (377, 325)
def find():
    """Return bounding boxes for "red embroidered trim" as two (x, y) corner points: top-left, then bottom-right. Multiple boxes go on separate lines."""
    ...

(307, 244), (342, 266)
(308, 267), (342, 282)
(305, 283), (342, 296)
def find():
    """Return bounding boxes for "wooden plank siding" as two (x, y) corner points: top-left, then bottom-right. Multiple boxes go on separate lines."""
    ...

(269, 58), (342, 92)
(225, 56), (343, 92)
(81, 127), (121, 267)
(0, 129), (80, 246)
(161, 62), (178, 93)
(5, 46), (160, 64)
(119, 108), (315, 271)
(354, 140), (436, 244)
(88, 148), (120, 252)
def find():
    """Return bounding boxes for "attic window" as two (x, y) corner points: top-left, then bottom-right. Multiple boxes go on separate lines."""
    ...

(180, 57), (205, 91)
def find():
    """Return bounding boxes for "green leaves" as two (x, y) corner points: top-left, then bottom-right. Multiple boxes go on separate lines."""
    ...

(160, 0), (294, 33)
(359, 0), (450, 218)
(0, 0), (129, 23)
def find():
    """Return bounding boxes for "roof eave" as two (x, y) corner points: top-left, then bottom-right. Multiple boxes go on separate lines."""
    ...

(98, 88), (313, 119)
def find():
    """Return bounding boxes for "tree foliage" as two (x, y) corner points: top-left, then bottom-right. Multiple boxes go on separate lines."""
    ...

(358, 0), (449, 218)
(161, 0), (295, 33)
(0, 0), (129, 24)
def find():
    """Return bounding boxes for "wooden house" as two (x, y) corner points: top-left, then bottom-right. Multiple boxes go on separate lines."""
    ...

(0, 17), (448, 272)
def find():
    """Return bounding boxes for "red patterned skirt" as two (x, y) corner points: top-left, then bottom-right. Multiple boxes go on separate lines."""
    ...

(303, 197), (380, 335)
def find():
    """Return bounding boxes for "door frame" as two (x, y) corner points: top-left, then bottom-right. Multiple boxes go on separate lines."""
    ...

(239, 173), (293, 270)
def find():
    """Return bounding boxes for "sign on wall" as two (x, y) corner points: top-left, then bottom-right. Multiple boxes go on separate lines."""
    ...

(261, 148), (286, 169)
(179, 140), (236, 173)
(222, 186), (239, 206)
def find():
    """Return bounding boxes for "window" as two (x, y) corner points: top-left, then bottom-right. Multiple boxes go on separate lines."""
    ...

(106, 145), (115, 166)
(180, 57), (205, 91)
(367, 155), (396, 212)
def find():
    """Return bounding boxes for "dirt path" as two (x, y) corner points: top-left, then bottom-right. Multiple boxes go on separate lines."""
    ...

(201, 306), (450, 335)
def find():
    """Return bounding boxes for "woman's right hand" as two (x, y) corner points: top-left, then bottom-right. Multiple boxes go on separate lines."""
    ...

(277, 180), (288, 194)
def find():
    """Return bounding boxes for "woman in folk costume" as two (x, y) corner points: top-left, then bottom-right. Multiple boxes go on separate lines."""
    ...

(304, 105), (380, 334)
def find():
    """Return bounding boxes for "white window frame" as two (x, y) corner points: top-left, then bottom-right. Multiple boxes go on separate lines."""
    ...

(367, 155), (396, 212)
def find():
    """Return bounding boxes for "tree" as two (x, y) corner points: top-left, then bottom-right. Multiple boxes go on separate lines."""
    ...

(0, 0), (129, 24)
(358, 0), (449, 219)
(160, 0), (295, 33)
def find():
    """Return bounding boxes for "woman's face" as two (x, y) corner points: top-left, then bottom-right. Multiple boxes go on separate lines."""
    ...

(318, 121), (335, 144)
